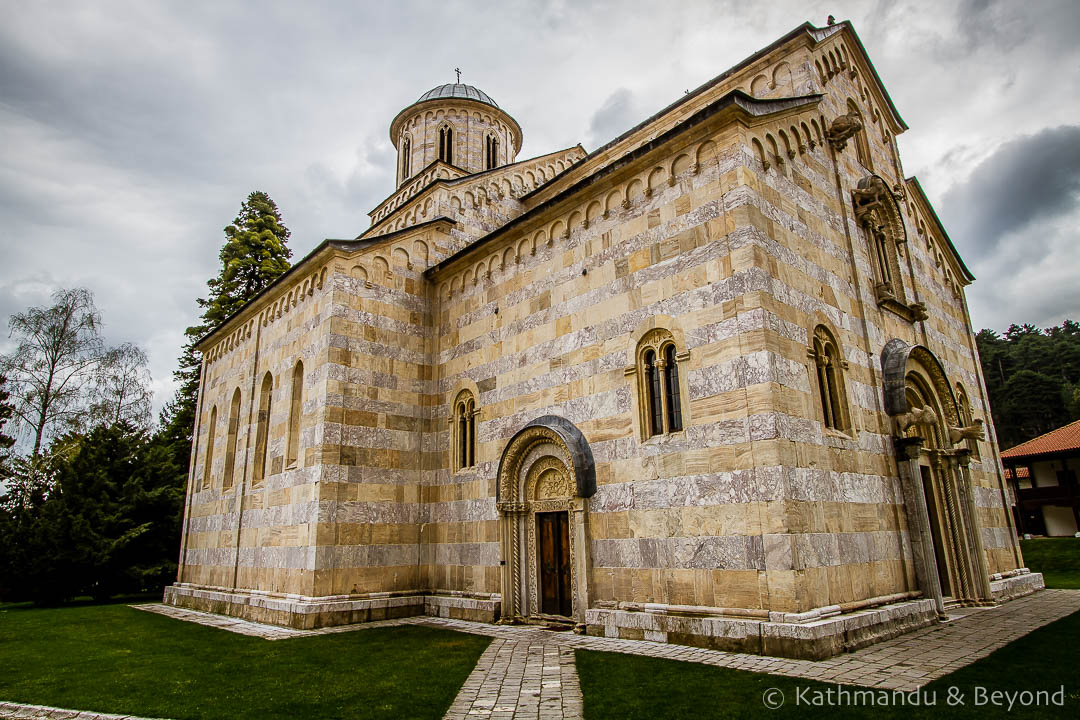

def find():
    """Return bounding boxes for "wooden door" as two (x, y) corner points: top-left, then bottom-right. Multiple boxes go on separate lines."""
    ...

(921, 465), (953, 597)
(537, 511), (572, 617)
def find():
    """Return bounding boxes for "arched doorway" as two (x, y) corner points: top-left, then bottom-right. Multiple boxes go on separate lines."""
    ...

(882, 340), (993, 612)
(495, 416), (595, 624)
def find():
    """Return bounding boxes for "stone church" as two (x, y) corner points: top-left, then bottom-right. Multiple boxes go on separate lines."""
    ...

(165, 19), (1042, 659)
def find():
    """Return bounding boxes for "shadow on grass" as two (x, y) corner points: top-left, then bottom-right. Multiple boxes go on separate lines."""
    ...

(576, 608), (1080, 719)
(0, 603), (489, 720)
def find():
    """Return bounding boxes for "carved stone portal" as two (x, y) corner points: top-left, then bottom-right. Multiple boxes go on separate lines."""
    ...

(497, 417), (594, 625)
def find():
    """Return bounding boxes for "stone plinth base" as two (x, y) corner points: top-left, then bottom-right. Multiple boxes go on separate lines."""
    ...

(425, 593), (501, 623)
(585, 598), (939, 660)
(163, 584), (499, 629)
(990, 570), (1044, 602)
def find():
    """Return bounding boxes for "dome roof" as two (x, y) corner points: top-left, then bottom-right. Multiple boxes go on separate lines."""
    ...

(416, 83), (499, 109)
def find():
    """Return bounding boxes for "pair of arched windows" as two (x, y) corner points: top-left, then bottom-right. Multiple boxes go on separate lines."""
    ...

(452, 390), (477, 471)
(202, 360), (304, 491)
(636, 330), (685, 438)
(811, 326), (850, 434)
(253, 360), (305, 482)
(202, 389), (243, 491)
(485, 135), (499, 170)
(438, 125), (454, 165)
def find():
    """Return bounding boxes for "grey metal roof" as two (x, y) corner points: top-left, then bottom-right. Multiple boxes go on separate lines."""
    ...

(416, 83), (499, 108)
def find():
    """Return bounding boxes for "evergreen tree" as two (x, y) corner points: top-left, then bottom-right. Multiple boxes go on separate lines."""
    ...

(976, 320), (1080, 449)
(158, 191), (292, 473)
(0, 423), (182, 603)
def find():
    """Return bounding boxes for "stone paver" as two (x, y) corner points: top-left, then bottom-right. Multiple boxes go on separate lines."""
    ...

(441, 639), (583, 720)
(0, 700), (166, 719)
(4, 591), (1077, 719)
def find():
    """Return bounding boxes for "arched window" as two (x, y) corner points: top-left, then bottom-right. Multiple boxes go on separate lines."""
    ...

(664, 344), (683, 432)
(635, 329), (686, 438)
(485, 135), (498, 170)
(811, 326), (850, 433)
(956, 385), (980, 458)
(253, 372), (272, 484)
(286, 360), (303, 468)
(223, 388), (241, 490)
(203, 406), (217, 489)
(848, 99), (873, 170)
(438, 125), (454, 165)
(401, 136), (412, 179)
(452, 390), (477, 471)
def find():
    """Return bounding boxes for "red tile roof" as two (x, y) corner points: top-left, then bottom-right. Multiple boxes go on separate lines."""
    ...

(1002, 466), (1030, 480)
(1000, 419), (1080, 460)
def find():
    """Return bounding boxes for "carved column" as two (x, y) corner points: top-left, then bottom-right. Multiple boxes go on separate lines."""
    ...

(570, 497), (590, 627)
(497, 501), (526, 622)
(936, 453), (973, 602)
(895, 436), (946, 618)
(955, 450), (994, 602)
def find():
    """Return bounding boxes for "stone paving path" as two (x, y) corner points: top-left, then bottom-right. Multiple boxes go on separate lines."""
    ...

(4, 590), (1079, 719)
(441, 639), (583, 720)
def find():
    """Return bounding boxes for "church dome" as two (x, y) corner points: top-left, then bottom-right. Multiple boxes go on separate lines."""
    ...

(416, 83), (499, 109)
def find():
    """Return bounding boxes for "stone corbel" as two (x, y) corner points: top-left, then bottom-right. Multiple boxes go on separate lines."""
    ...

(948, 419), (985, 446)
(893, 435), (924, 460)
(909, 302), (929, 322)
(826, 111), (863, 151)
(894, 406), (937, 436)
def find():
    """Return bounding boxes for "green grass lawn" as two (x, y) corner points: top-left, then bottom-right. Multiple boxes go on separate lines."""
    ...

(0, 603), (489, 720)
(577, 608), (1080, 719)
(1021, 537), (1080, 588)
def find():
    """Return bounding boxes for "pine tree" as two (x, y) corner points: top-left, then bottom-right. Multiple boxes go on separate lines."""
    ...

(158, 192), (292, 474)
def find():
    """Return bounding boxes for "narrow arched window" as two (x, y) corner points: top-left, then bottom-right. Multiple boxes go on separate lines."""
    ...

(253, 372), (272, 484)
(664, 344), (683, 432)
(635, 330), (686, 439)
(848, 99), (873, 170)
(812, 326), (850, 433)
(485, 135), (498, 170)
(452, 390), (476, 471)
(439, 125), (453, 165)
(203, 406), (217, 489)
(401, 137), (411, 179)
(873, 228), (893, 286)
(286, 360), (303, 468)
(957, 386), (980, 458)
(223, 388), (241, 490)
(645, 349), (663, 436)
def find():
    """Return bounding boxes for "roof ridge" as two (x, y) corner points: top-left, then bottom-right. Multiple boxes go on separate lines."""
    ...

(1001, 417), (1080, 458)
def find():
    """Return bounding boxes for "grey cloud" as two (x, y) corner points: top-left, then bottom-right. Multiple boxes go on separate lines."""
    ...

(587, 88), (641, 148)
(940, 125), (1080, 256)
(3, 0), (1080, 414)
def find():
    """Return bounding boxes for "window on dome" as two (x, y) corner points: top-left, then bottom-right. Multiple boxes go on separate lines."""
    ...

(439, 125), (453, 165)
(401, 137), (411, 178)
(485, 135), (498, 170)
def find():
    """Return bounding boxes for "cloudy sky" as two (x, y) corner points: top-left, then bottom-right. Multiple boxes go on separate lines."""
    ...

(2, 0), (1079, 416)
